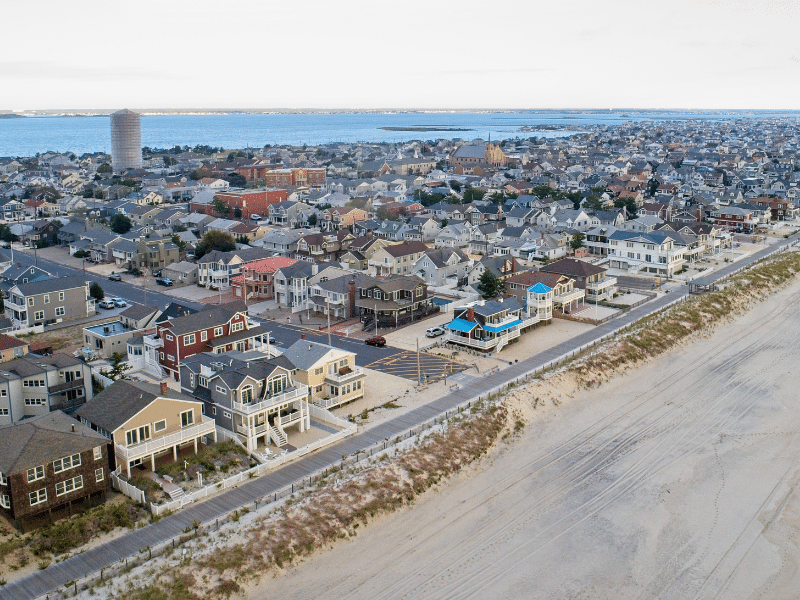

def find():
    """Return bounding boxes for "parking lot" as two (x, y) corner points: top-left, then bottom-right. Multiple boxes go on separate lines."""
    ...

(363, 350), (470, 383)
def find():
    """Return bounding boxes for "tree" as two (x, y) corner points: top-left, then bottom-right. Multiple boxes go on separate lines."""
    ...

(194, 230), (236, 258)
(307, 214), (318, 226)
(73, 249), (89, 258)
(570, 232), (585, 251)
(449, 180), (462, 192)
(110, 213), (132, 234)
(101, 352), (132, 382)
(211, 197), (230, 217)
(441, 218), (448, 227)
(96, 163), (112, 174)
(477, 269), (503, 300)
(223, 173), (247, 188)
(89, 282), (104, 301)
(0, 224), (17, 242)
(0, 293), (4, 314)
(171, 234), (186, 253)
(614, 197), (638, 218)
(235, 234), (250, 245)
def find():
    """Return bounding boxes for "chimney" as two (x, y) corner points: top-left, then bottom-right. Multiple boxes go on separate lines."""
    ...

(697, 207), (702, 222)
(348, 280), (356, 318)
(71, 424), (75, 432)
(512, 256), (517, 273)
(301, 333), (306, 340)
(467, 307), (475, 322)
(160, 381), (168, 395)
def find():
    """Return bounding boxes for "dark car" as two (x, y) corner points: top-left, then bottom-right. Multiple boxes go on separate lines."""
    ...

(108, 273), (121, 281)
(365, 336), (386, 347)
(156, 277), (173, 286)
(262, 333), (276, 344)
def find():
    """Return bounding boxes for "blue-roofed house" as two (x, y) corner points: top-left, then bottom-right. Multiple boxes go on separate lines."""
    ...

(445, 296), (541, 353)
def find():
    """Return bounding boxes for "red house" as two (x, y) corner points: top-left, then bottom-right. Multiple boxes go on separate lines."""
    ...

(154, 303), (265, 378)
(236, 166), (326, 186)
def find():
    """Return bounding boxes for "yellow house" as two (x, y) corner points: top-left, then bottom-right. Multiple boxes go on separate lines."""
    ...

(76, 380), (217, 477)
(282, 340), (365, 409)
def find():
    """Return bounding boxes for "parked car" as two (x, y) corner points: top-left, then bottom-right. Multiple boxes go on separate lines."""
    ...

(365, 336), (386, 347)
(97, 299), (116, 309)
(108, 273), (121, 281)
(426, 326), (446, 338)
(0, 242), (10, 249)
(156, 277), (173, 286)
(249, 214), (261, 221)
(152, 269), (163, 277)
(111, 298), (127, 308)
(262, 333), (276, 344)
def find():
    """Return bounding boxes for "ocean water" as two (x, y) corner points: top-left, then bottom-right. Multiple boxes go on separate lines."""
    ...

(0, 110), (797, 157)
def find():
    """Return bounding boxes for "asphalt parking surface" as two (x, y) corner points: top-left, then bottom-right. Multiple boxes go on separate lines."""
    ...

(364, 351), (469, 383)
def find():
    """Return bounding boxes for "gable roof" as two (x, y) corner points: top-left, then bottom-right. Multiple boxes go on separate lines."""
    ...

(75, 380), (197, 433)
(282, 340), (350, 371)
(540, 258), (605, 278)
(161, 302), (247, 336)
(15, 275), (85, 297)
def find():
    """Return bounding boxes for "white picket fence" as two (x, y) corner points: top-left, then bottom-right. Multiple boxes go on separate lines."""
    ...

(150, 418), (357, 516)
(110, 468), (146, 504)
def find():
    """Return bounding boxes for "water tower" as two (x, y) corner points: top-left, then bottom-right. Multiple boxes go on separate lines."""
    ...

(110, 109), (142, 173)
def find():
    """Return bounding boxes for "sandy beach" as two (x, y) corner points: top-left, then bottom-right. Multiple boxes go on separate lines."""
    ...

(245, 276), (800, 600)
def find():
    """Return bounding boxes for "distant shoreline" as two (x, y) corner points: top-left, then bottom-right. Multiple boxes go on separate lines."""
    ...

(3, 108), (800, 118)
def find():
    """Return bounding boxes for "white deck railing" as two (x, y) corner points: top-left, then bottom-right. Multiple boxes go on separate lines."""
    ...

(115, 418), (217, 461)
(231, 385), (308, 414)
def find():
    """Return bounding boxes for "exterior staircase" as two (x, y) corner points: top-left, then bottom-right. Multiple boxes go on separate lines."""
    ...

(269, 424), (287, 447)
(494, 337), (507, 353)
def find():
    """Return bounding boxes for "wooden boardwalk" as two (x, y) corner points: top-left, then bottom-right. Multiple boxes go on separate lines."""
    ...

(2, 235), (795, 600)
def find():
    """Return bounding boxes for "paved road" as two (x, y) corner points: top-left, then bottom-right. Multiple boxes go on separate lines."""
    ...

(8, 247), (203, 312)
(2, 233), (797, 600)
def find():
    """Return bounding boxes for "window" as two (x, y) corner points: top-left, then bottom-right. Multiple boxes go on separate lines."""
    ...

(211, 406), (216, 416)
(183, 334), (195, 346)
(93, 446), (103, 460)
(223, 411), (231, 419)
(56, 475), (83, 496)
(165, 334), (174, 342)
(24, 398), (46, 406)
(201, 330), (208, 342)
(27, 465), (44, 482)
(0, 390), (5, 397)
(198, 376), (208, 388)
(125, 425), (150, 446)
(53, 453), (81, 473)
(95, 468), (104, 482)
(0, 472), (6, 485)
(314, 367), (323, 376)
(34, 310), (44, 320)
(154, 419), (167, 433)
(230, 321), (243, 333)
(43, 294), (50, 304)
(0, 408), (7, 416)
(55, 306), (65, 317)
(214, 327), (223, 336)
(167, 355), (175, 362)
(216, 385), (226, 394)
(29, 488), (47, 506)
(0, 494), (9, 509)
(59, 292), (65, 301)
(180, 410), (193, 427)
(240, 385), (254, 403)
(28, 297), (34, 306)
(267, 375), (287, 396)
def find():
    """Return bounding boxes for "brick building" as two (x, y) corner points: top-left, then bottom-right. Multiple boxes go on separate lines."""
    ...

(191, 188), (287, 220)
(235, 166), (326, 187)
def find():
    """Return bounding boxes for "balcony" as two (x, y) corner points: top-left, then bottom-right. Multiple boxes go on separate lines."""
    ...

(553, 288), (585, 306)
(277, 410), (302, 427)
(114, 417), (217, 461)
(49, 377), (85, 394)
(325, 366), (365, 384)
(236, 422), (269, 437)
(231, 384), (309, 414)
(143, 333), (163, 349)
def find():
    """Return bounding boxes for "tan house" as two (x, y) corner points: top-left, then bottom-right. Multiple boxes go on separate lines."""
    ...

(76, 380), (217, 477)
(339, 236), (390, 271)
(368, 240), (428, 277)
(133, 237), (181, 273)
(0, 333), (29, 363)
(282, 340), (365, 410)
(322, 206), (369, 230)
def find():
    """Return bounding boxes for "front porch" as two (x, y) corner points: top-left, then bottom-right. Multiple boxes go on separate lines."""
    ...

(231, 385), (311, 452)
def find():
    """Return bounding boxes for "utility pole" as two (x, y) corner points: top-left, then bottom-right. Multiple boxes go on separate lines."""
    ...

(326, 297), (331, 346)
(416, 338), (421, 385)
(375, 302), (378, 336)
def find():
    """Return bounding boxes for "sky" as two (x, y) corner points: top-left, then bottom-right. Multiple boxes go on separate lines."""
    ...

(2, 0), (800, 111)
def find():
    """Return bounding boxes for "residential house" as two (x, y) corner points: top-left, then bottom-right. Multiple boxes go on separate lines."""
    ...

(273, 261), (316, 310)
(133, 237), (180, 274)
(0, 333), (28, 362)
(368, 240), (428, 277)
(180, 352), (309, 452)
(119, 303), (161, 330)
(540, 258), (617, 301)
(76, 380), (216, 477)
(252, 229), (303, 257)
(6, 276), (93, 329)
(710, 207), (759, 232)
(0, 411), (112, 521)
(295, 230), (353, 261)
(163, 261), (198, 286)
(322, 206), (369, 231)
(283, 340), (365, 410)
(403, 216), (441, 242)
(197, 247), (271, 289)
(412, 247), (471, 287)
(445, 298), (528, 353)
(434, 222), (474, 248)
(338, 236), (389, 271)
(608, 230), (686, 277)
(268, 200), (311, 226)
(0, 352), (94, 425)
(145, 303), (265, 379)
(230, 257), (298, 301)
(355, 274), (433, 328)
